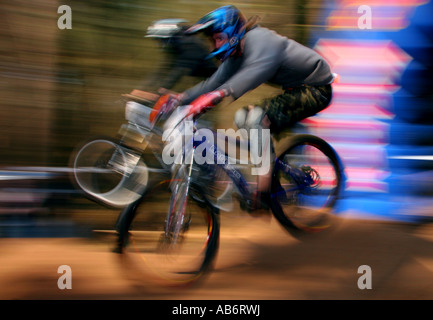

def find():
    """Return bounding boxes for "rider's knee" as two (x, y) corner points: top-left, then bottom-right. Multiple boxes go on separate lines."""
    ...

(234, 106), (249, 130)
(246, 106), (265, 129)
(234, 106), (265, 130)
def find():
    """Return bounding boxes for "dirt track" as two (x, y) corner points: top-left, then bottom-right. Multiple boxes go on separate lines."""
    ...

(2, 212), (433, 300)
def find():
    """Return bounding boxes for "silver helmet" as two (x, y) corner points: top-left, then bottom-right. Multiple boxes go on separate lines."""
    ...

(145, 19), (188, 38)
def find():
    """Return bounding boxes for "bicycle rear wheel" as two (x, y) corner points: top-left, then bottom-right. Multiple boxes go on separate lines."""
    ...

(119, 174), (220, 286)
(271, 134), (344, 235)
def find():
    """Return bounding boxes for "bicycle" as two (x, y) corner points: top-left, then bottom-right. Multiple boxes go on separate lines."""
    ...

(110, 96), (346, 286)
(70, 91), (220, 285)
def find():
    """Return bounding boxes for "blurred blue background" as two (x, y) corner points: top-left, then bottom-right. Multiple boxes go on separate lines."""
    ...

(308, 0), (433, 221)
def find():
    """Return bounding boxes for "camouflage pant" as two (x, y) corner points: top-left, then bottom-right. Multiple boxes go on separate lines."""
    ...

(260, 84), (332, 134)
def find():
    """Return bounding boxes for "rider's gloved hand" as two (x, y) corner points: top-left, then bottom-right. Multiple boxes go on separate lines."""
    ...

(150, 93), (183, 123)
(187, 90), (229, 117)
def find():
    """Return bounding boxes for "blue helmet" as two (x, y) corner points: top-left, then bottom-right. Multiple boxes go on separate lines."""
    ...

(186, 5), (246, 61)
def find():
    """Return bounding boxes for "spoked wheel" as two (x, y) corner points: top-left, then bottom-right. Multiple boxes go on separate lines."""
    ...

(119, 173), (220, 286)
(71, 138), (148, 207)
(270, 134), (345, 236)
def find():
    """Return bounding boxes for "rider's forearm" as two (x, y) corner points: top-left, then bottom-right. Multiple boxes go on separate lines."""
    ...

(181, 80), (217, 104)
(181, 62), (232, 104)
(180, 87), (232, 106)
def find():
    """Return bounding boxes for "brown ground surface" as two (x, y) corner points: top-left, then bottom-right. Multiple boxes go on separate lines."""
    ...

(2, 212), (433, 300)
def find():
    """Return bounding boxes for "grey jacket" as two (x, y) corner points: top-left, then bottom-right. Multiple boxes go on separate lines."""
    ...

(182, 27), (333, 103)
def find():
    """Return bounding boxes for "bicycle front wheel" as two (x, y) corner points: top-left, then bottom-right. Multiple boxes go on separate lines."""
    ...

(271, 134), (344, 235)
(71, 137), (148, 208)
(120, 177), (220, 286)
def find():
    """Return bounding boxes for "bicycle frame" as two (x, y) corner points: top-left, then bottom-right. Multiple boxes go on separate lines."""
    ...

(163, 108), (313, 212)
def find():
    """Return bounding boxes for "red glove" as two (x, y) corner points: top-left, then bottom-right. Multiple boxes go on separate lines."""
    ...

(187, 90), (227, 117)
(150, 93), (182, 123)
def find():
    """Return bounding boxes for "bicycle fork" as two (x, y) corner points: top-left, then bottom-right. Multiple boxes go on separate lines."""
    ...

(164, 144), (196, 245)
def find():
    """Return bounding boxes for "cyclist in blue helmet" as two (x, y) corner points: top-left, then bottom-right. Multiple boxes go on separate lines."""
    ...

(159, 5), (335, 210)
(186, 5), (247, 62)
